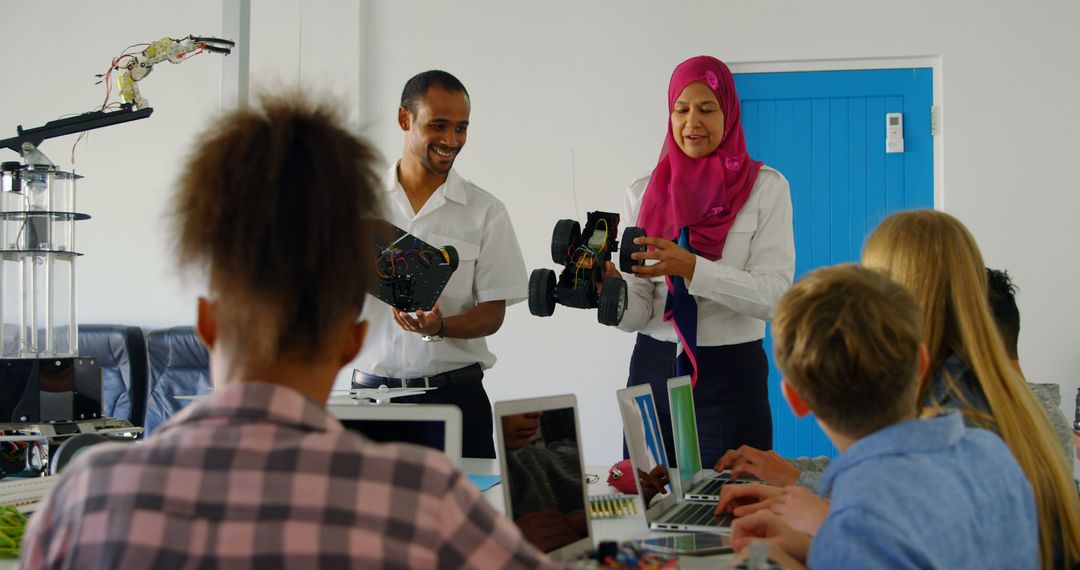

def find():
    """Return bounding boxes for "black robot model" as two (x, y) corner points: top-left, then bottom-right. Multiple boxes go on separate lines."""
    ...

(372, 222), (460, 313)
(528, 211), (647, 326)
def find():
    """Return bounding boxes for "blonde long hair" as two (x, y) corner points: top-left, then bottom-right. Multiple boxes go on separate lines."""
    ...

(863, 210), (1080, 569)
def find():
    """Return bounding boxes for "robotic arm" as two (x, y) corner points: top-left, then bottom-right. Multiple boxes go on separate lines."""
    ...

(1, 34), (235, 167)
(116, 35), (235, 110)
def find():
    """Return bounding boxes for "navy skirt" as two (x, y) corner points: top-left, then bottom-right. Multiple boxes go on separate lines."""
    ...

(625, 333), (772, 469)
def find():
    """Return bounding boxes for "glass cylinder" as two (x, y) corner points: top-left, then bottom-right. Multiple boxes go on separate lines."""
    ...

(0, 166), (84, 358)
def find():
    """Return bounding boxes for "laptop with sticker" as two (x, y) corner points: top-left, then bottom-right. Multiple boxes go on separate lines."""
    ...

(617, 384), (732, 533)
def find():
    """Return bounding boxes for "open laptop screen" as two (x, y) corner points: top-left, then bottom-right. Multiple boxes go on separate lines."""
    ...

(669, 377), (702, 490)
(617, 388), (673, 507)
(495, 395), (591, 561)
(326, 403), (462, 466)
(338, 419), (445, 451)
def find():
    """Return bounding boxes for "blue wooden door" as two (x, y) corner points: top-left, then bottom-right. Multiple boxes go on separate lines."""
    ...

(734, 68), (934, 460)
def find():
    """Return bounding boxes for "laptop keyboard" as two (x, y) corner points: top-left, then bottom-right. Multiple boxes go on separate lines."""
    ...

(692, 477), (747, 496)
(668, 502), (731, 527)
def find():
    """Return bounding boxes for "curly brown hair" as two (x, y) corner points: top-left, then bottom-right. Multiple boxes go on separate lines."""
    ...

(173, 93), (381, 361)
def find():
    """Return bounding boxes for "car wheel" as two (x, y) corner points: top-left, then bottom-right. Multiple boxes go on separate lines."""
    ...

(620, 226), (647, 274)
(528, 268), (557, 317)
(597, 277), (627, 326)
(551, 219), (581, 265)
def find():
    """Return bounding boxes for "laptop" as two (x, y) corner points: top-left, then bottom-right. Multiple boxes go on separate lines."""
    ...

(617, 385), (732, 533)
(494, 394), (593, 562)
(327, 402), (462, 467)
(667, 376), (754, 501)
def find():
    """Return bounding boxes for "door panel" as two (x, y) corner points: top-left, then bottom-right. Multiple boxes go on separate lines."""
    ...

(734, 68), (934, 460)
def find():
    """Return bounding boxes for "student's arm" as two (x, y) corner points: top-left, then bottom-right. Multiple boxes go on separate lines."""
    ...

(730, 510), (810, 562)
(436, 470), (566, 569)
(1027, 382), (1076, 466)
(788, 456), (831, 490)
(770, 486), (829, 536)
(716, 482), (783, 518)
(715, 446), (803, 487)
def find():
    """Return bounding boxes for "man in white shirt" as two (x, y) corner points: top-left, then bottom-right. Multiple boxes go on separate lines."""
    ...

(348, 70), (528, 458)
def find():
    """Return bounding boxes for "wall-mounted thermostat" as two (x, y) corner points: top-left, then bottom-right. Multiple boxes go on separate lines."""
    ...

(886, 112), (904, 153)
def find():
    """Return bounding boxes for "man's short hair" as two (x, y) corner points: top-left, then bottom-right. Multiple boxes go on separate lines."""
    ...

(400, 70), (469, 115)
(986, 268), (1020, 359)
(773, 264), (922, 439)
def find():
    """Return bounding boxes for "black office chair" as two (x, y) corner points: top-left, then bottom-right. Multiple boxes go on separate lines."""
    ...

(144, 326), (211, 436)
(77, 324), (148, 426)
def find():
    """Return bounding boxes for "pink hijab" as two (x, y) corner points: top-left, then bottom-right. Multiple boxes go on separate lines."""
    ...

(637, 56), (762, 260)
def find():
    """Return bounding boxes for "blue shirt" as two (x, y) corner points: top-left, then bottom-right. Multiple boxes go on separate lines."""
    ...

(931, 353), (998, 432)
(809, 413), (1038, 569)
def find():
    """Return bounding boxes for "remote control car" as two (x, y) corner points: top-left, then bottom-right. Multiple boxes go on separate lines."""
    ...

(372, 222), (459, 312)
(528, 211), (647, 326)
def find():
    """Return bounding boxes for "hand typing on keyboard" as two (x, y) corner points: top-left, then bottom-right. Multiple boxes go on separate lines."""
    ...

(715, 446), (801, 487)
(716, 482), (782, 518)
(767, 486), (829, 536)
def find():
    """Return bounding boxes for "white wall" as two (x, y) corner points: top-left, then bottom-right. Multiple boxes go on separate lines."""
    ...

(352, 0), (1080, 466)
(1, 1), (224, 326)
(3, 1), (1077, 467)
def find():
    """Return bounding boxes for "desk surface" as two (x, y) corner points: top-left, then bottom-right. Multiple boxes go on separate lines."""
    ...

(462, 459), (735, 568)
(0, 461), (733, 569)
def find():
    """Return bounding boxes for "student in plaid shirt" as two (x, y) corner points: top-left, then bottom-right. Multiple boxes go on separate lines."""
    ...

(20, 95), (562, 570)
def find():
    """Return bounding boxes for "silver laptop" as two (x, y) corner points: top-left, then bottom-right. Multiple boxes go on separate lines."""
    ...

(327, 402), (462, 467)
(617, 385), (732, 533)
(494, 394), (593, 562)
(667, 376), (754, 501)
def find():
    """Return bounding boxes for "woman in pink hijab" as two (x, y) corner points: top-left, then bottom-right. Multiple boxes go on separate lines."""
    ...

(608, 56), (795, 468)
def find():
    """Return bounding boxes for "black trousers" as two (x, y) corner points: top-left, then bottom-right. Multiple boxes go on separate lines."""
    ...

(395, 379), (496, 459)
(625, 334), (772, 469)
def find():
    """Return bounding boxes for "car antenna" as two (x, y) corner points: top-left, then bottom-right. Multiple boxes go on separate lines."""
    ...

(569, 147), (581, 220)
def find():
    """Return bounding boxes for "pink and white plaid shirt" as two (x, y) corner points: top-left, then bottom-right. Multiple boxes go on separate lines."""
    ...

(21, 382), (563, 569)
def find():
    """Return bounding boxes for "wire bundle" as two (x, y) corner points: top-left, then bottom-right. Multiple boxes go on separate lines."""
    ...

(570, 218), (609, 288)
(0, 505), (28, 559)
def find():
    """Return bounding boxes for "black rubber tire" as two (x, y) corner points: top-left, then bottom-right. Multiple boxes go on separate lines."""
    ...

(528, 269), (557, 317)
(597, 277), (627, 326)
(441, 245), (459, 271)
(619, 226), (647, 274)
(551, 219), (581, 265)
(51, 433), (109, 475)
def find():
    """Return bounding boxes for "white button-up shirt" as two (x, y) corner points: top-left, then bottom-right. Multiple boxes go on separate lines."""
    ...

(342, 164), (528, 383)
(617, 165), (795, 346)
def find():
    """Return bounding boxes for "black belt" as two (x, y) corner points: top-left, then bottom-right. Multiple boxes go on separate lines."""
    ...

(354, 363), (483, 389)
